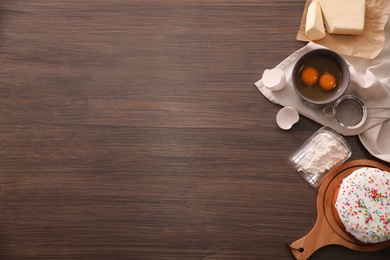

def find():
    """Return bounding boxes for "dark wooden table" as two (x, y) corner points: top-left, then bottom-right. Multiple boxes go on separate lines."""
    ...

(0, 1), (389, 259)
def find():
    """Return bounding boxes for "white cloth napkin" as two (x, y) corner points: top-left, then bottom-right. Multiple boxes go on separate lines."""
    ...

(255, 24), (390, 163)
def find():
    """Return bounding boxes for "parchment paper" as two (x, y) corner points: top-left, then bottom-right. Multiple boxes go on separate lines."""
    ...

(297, 0), (390, 59)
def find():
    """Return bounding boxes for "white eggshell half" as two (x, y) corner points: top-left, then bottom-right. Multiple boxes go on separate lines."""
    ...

(262, 68), (286, 91)
(276, 107), (300, 130)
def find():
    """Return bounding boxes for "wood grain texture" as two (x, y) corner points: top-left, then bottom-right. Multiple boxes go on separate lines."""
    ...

(0, 1), (388, 259)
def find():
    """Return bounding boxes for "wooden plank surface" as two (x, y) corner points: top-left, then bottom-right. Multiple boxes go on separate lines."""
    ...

(0, 1), (389, 259)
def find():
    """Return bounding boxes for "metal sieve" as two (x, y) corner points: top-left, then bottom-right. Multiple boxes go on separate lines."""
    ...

(323, 95), (367, 129)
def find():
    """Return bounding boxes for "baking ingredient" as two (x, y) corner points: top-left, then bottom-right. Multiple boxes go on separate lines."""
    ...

(335, 167), (390, 243)
(301, 66), (318, 86)
(295, 54), (343, 102)
(319, 72), (336, 91)
(318, 0), (365, 35)
(305, 0), (326, 40)
(262, 68), (286, 91)
(289, 127), (351, 188)
(298, 131), (349, 176)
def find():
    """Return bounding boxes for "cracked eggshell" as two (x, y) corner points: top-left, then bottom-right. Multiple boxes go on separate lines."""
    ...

(262, 68), (286, 91)
(276, 107), (300, 130)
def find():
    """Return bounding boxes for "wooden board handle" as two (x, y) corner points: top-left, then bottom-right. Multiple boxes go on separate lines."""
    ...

(290, 217), (344, 259)
(290, 226), (324, 259)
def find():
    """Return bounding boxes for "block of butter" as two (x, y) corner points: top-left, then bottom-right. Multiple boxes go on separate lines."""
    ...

(318, 0), (365, 35)
(305, 0), (326, 40)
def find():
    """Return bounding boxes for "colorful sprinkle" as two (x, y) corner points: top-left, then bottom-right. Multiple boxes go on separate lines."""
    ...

(335, 167), (390, 243)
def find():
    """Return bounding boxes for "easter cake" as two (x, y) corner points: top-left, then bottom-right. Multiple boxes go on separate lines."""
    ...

(332, 167), (390, 243)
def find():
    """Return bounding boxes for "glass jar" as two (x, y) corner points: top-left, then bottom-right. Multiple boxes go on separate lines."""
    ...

(289, 127), (351, 188)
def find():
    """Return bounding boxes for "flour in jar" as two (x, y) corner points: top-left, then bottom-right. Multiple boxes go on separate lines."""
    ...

(298, 131), (350, 175)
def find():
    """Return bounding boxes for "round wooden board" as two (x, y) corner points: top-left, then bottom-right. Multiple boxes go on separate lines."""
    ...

(290, 159), (390, 260)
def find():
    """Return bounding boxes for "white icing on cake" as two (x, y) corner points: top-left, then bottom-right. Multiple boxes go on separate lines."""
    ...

(335, 167), (390, 243)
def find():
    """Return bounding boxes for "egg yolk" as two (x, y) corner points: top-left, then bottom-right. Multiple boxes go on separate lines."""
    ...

(319, 73), (337, 91)
(300, 66), (318, 86)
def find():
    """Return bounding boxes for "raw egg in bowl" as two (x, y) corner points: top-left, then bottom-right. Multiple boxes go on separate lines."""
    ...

(291, 48), (350, 105)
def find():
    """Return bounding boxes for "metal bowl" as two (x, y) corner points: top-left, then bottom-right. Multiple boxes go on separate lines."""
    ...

(292, 48), (350, 105)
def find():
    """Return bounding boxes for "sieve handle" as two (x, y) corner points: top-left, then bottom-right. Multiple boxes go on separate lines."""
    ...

(322, 106), (333, 117)
(367, 107), (390, 118)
